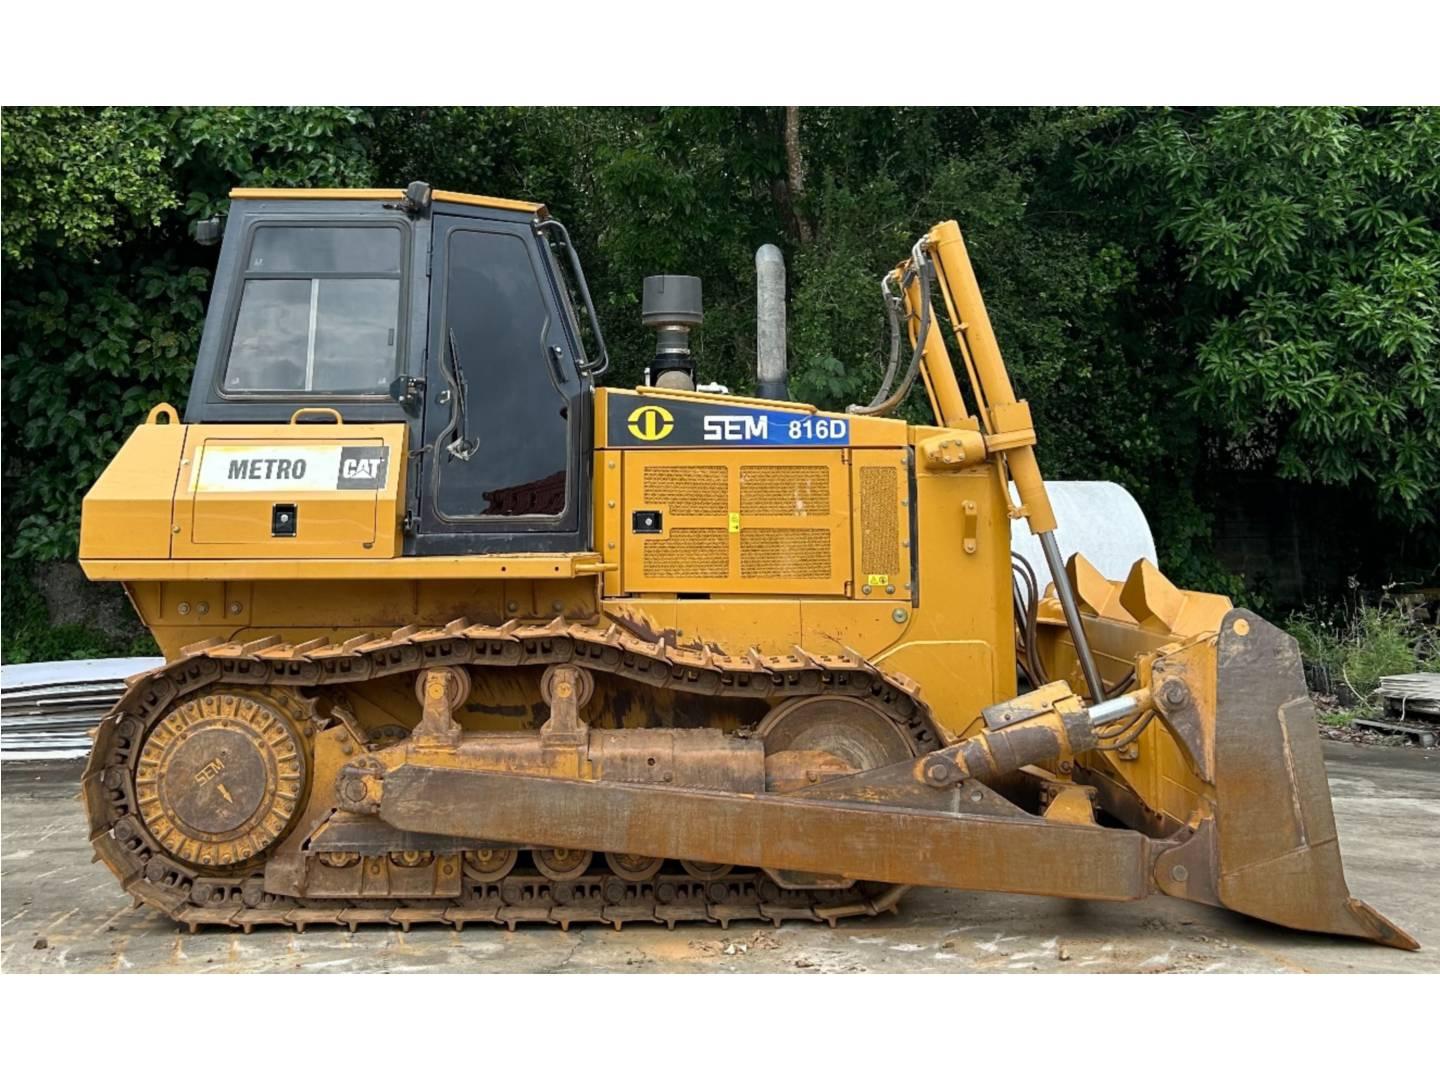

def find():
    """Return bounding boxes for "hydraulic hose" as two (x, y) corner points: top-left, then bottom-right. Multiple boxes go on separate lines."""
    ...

(849, 241), (932, 416)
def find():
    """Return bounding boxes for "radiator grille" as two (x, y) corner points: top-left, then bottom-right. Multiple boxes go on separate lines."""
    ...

(643, 466), (728, 516)
(860, 466), (900, 577)
(643, 528), (729, 579)
(623, 450), (847, 596)
(739, 465), (830, 516)
(740, 528), (830, 579)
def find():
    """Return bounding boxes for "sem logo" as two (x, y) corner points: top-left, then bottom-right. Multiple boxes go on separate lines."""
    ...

(194, 757), (225, 786)
(627, 404), (674, 441)
(703, 414), (768, 441)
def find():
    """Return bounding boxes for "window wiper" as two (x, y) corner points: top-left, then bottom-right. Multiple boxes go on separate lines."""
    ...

(442, 328), (479, 461)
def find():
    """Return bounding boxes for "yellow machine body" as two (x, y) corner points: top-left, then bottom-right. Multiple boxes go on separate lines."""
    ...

(81, 387), (1015, 740)
(75, 191), (1414, 947)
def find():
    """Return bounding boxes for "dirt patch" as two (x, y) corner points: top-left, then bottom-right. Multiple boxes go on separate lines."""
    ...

(33, 562), (142, 639)
(686, 929), (784, 958)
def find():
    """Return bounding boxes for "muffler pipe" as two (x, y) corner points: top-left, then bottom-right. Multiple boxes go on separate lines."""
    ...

(755, 244), (788, 400)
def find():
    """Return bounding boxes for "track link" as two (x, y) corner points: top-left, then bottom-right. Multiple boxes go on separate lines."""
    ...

(83, 617), (938, 931)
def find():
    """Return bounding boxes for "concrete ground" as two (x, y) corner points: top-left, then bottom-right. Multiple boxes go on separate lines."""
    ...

(2, 742), (1435, 973)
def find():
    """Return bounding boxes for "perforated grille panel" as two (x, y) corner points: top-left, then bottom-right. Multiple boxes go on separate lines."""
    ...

(622, 448), (849, 594)
(740, 528), (831, 579)
(860, 466), (900, 577)
(642, 528), (730, 578)
(739, 465), (831, 516)
(643, 466), (728, 516)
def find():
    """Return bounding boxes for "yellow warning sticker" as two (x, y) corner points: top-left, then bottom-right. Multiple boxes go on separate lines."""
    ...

(866, 574), (890, 587)
(728, 512), (741, 533)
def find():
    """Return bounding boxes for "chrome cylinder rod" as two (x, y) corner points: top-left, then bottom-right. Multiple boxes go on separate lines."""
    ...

(1083, 693), (1140, 728)
(1039, 531), (1106, 703)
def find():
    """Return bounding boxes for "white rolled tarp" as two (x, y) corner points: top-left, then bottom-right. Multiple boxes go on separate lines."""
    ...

(1009, 480), (1157, 594)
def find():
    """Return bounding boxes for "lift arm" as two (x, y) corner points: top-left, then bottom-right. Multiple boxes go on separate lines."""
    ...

(872, 220), (1107, 702)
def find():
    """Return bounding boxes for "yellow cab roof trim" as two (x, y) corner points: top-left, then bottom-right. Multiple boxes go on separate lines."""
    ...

(228, 188), (546, 215)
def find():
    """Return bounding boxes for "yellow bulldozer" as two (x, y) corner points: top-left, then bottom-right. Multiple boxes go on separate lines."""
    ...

(78, 182), (1414, 946)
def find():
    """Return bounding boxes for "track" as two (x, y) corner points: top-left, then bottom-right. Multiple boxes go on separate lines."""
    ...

(82, 617), (940, 932)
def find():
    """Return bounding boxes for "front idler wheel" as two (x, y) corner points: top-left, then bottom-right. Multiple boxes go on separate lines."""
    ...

(133, 690), (309, 870)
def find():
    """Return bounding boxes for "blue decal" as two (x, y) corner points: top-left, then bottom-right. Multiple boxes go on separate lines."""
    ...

(701, 409), (850, 446)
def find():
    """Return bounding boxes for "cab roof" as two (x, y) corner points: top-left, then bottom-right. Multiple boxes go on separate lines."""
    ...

(228, 188), (546, 216)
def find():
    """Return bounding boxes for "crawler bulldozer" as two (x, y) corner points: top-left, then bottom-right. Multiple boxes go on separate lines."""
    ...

(78, 183), (1415, 946)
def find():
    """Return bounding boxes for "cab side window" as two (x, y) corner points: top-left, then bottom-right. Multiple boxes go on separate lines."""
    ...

(222, 226), (404, 396)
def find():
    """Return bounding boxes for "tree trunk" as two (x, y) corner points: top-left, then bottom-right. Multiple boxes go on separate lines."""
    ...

(784, 106), (813, 244)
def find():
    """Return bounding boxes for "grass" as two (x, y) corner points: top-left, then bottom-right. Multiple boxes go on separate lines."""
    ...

(1286, 599), (1440, 726)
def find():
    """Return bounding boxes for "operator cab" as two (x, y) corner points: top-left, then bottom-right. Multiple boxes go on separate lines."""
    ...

(184, 183), (608, 555)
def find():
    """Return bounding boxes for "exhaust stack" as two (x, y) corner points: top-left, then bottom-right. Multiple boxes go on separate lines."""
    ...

(756, 244), (788, 400)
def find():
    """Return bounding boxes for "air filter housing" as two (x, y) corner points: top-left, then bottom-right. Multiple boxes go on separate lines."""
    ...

(641, 275), (703, 390)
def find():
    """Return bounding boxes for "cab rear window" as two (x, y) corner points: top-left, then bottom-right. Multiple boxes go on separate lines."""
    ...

(222, 225), (404, 396)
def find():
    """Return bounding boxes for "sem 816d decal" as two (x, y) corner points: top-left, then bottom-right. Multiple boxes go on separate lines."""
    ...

(612, 398), (850, 448)
(195, 444), (389, 491)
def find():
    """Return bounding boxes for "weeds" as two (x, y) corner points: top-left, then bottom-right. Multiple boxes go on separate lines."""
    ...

(1286, 599), (1440, 727)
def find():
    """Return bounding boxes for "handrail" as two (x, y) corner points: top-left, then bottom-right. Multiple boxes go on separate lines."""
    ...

(633, 386), (818, 413)
(536, 219), (610, 378)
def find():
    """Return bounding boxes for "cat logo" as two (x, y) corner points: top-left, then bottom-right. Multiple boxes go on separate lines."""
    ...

(626, 404), (674, 442)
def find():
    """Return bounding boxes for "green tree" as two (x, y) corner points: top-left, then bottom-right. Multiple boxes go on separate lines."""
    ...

(4, 106), (1438, 663)
(2, 107), (375, 560)
(1081, 107), (1440, 528)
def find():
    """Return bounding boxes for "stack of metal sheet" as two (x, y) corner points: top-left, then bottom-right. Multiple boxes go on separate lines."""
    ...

(1379, 673), (1440, 717)
(1353, 672), (1440, 746)
(0, 657), (162, 760)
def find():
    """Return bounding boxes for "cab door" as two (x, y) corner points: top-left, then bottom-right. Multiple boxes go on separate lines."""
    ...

(412, 214), (589, 554)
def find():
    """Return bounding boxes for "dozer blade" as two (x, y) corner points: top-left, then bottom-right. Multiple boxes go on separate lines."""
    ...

(1193, 609), (1416, 948)
(354, 612), (1414, 948)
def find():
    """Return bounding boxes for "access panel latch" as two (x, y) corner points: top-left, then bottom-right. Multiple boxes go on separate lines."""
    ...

(272, 503), (298, 537)
(632, 510), (663, 534)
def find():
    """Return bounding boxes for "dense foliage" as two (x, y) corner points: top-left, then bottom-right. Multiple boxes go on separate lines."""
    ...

(2, 107), (374, 559)
(3, 107), (1437, 659)
(1082, 108), (1440, 527)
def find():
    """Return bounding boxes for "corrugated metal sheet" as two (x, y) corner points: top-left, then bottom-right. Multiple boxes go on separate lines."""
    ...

(1, 657), (162, 760)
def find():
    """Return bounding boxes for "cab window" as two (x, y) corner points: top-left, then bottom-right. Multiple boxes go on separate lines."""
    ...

(431, 226), (571, 520)
(221, 225), (404, 396)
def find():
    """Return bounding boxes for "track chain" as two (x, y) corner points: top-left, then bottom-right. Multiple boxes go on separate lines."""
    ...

(83, 616), (938, 932)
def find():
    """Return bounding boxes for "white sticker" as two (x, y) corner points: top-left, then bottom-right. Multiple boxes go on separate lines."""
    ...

(195, 445), (388, 492)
